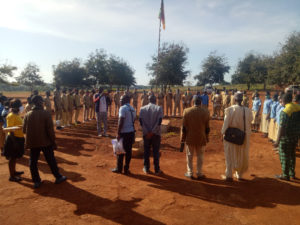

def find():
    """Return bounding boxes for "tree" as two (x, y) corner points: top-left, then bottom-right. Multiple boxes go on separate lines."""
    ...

(107, 55), (136, 88)
(85, 49), (108, 85)
(250, 55), (269, 90)
(194, 52), (230, 86)
(147, 42), (189, 88)
(231, 53), (258, 90)
(16, 63), (44, 91)
(0, 64), (17, 84)
(53, 58), (87, 87)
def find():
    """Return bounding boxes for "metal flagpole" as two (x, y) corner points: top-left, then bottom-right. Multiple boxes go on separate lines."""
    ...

(157, 1), (162, 91)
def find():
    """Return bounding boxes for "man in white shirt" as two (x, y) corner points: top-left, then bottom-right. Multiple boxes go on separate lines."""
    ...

(94, 88), (108, 137)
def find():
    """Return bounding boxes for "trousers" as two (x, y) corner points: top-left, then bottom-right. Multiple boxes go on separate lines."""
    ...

(143, 135), (161, 172)
(116, 132), (135, 172)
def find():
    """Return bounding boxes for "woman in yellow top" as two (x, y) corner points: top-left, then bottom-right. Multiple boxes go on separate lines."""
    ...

(3, 99), (25, 182)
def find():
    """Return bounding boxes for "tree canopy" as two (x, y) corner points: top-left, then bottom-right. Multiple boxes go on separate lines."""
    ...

(0, 64), (17, 84)
(194, 52), (230, 86)
(16, 63), (44, 91)
(147, 42), (189, 87)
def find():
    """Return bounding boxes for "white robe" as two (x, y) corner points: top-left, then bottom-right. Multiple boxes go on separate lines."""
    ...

(221, 105), (253, 178)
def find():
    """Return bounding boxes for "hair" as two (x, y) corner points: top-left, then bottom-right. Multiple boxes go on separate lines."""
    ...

(282, 93), (293, 104)
(11, 99), (22, 113)
(193, 95), (202, 106)
(149, 95), (156, 104)
(31, 95), (44, 106)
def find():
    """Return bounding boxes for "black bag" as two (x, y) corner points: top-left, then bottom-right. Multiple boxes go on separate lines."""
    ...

(224, 107), (246, 145)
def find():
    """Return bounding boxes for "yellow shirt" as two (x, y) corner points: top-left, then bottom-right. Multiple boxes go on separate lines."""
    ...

(7, 112), (24, 138)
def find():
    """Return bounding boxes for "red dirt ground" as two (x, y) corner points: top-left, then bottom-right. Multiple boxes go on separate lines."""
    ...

(0, 92), (300, 225)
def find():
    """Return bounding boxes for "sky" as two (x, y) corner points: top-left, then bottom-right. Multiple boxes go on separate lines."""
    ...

(0, 0), (299, 85)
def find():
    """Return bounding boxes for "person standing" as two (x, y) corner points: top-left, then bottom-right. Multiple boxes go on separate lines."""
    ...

(221, 93), (253, 181)
(251, 93), (262, 132)
(181, 95), (210, 179)
(173, 89), (181, 116)
(157, 89), (165, 115)
(113, 89), (121, 117)
(186, 88), (193, 108)
(94, 88), (109, 137)
(273, 93), (300, 180)
(44, 91), (52, 113)
(212, 90), (222, 119)
(139, 95), (163, 174)
(166, 89), (173, 117)
(74, 89), (81, 125)
(222, 90), (231, 117)
(61, 89), (69, 127)
(132, 88), (139, 112)
(23, 95), (67, 188)
(67, 89), (74, 125)
(201, 91), (209, 108)
(83, 90), (90, 122)
(112, 95), (136, 174)
(3, 99), (25, 182)
(242, 91), (249, 108)
(89, 90), (96, 120)
(268, 94), (279, 142)
(53, 88), (63, 129)
(141, 90), (149, 107)
(260, 93), (273, 138)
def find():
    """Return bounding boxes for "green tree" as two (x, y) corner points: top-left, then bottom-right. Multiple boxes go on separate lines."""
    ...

(107, 55), (136, 88)
(0, 64), (17, 84)
(85, 49), (108, 85)
(194, 51), (230, 86)
(53, 58), (87, 88)
(147, 42), (189, 88)
(16, 63), (44, 91)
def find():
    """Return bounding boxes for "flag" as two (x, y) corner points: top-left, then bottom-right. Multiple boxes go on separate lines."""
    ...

(159, 0), (165, 30)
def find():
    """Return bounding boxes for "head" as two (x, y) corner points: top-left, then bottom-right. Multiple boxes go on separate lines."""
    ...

(272, 94), (279, 101)
(31, 95), (44, 108)
(98, 88), (103, 94)
(46, 90), (51, 97)
(0, 95), (7, 105)
(11, 99), (22, 114)
(62, 89), (67, 94)
(33, 90), (39, 96)
(120, 95), (130, 106)
(193, 95), (202, 106)
(149, 95), (156, 104)
(282, 93), (293, 106)
(234, 92), (243, 105)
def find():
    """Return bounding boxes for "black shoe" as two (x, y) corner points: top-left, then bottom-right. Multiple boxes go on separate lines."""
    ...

(56, 126), (63, 130)
(111, 168), (122, 173)
(196, 174), (206, 180)
(275, 174), (290, 181)
(9, 176), (22, 182)
(155, 170), (163, 175)
(221, 175), (233, 182)
(34, 181), (42, 188)
(14, 171), (24, 176)
(124, 170), (131, 175)
(55, 176), (67, 184)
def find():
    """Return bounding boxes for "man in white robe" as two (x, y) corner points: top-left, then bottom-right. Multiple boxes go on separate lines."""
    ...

(221, 92), (253, 181)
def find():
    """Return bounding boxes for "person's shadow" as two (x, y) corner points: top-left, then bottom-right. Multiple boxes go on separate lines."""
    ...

(128, 173), (300, 209)
(19, 180), (165, 225)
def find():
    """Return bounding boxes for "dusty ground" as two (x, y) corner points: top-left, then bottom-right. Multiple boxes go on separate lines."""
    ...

(0, 92), (300, 225)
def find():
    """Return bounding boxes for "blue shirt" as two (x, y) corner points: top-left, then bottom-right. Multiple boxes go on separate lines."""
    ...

(275, 104), (284, 124)
(252, 98), (262, 112)
(270, 101), (279, 119)
(201, 94), (209, 106)
(262, 99), (273, 114)
(119, 104), (136, 133)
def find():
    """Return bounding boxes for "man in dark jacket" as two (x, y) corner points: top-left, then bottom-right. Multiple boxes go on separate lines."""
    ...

(23, 95), (67, 188)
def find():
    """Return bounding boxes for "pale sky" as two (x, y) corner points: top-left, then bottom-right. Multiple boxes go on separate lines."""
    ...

(0, 0), (299, 85)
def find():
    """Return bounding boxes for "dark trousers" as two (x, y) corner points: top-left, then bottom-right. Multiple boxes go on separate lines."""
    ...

(116, 132), (135, 172)
(30, 146), (61, 182)
(143, 135), (161, 172)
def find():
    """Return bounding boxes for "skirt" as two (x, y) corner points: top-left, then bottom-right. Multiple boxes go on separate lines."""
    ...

(268, 119), (276, 140)
(260, 113), (270, 133)
(3, 135), (25, 160)
(251, 111), (260, 125)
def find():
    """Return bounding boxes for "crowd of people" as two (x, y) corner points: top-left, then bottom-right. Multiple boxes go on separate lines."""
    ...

(0, 86), (299, 189)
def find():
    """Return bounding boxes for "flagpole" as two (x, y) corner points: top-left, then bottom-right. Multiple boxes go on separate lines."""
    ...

(158, 15), (161, 57)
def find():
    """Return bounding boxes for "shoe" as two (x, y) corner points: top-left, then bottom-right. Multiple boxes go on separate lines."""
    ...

(275, 174), (290, 181)
(221, 175), (233, 182)
(102, 134), (108, 137)
(98, 134), (102, 137)
(34, 181), (42, 189)
(196, 174), (206, 180)
(184, 172), (193, 179)
(14, 171), (24, 176)
(76, 121), (81, 124)
(155, 170), (163, 175)
(124, 170), (131, 175)
(56, 126), (63, 130)
(143, 168), (150, 174)
(111, 168), (122, 173)
(237, 178), (247, 181)
(9, 176), (22, 182)
(55, 175), (67, 184)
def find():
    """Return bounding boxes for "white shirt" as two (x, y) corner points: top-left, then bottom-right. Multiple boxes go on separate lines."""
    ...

(99, 96), (107, 113)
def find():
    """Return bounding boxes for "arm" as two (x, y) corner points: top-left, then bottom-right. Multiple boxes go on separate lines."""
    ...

(46, 112), (56, 149)
(117, 117), (125, 141)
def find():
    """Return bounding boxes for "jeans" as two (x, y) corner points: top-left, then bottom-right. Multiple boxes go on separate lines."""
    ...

(30, 146), (61, 182)
(143, 135), (161, 172)
(96, 112), (107, 135)
(116, 132), (135, 172)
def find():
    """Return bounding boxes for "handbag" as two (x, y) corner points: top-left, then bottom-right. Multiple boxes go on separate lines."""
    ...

(224, 107), (246, 145)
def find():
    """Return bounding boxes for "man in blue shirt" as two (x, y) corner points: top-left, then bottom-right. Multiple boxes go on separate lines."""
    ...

(112, 95), (136, 174)
(201, 91), (209, 108)
(251, 93), (262, 132)
(268, 94), (279, 142)
(260, 93), (273, 137)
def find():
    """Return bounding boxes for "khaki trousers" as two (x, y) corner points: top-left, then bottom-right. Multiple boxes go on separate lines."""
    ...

(75, 108), (80, 123)
(62, 111), (68, 126)
(69, 110), (73, 124)
(83, 106), (90, 121)
(186, 144), (205, 176)
(55, 109), (62, 121)
(166, 103), (172, 116)
(173, 102), (181, 116)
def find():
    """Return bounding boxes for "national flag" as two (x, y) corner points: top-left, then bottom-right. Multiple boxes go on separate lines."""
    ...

(159, 0), (166, 30)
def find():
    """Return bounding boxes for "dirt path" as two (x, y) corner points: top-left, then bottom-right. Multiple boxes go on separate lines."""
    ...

(0, 93), (300, 225)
